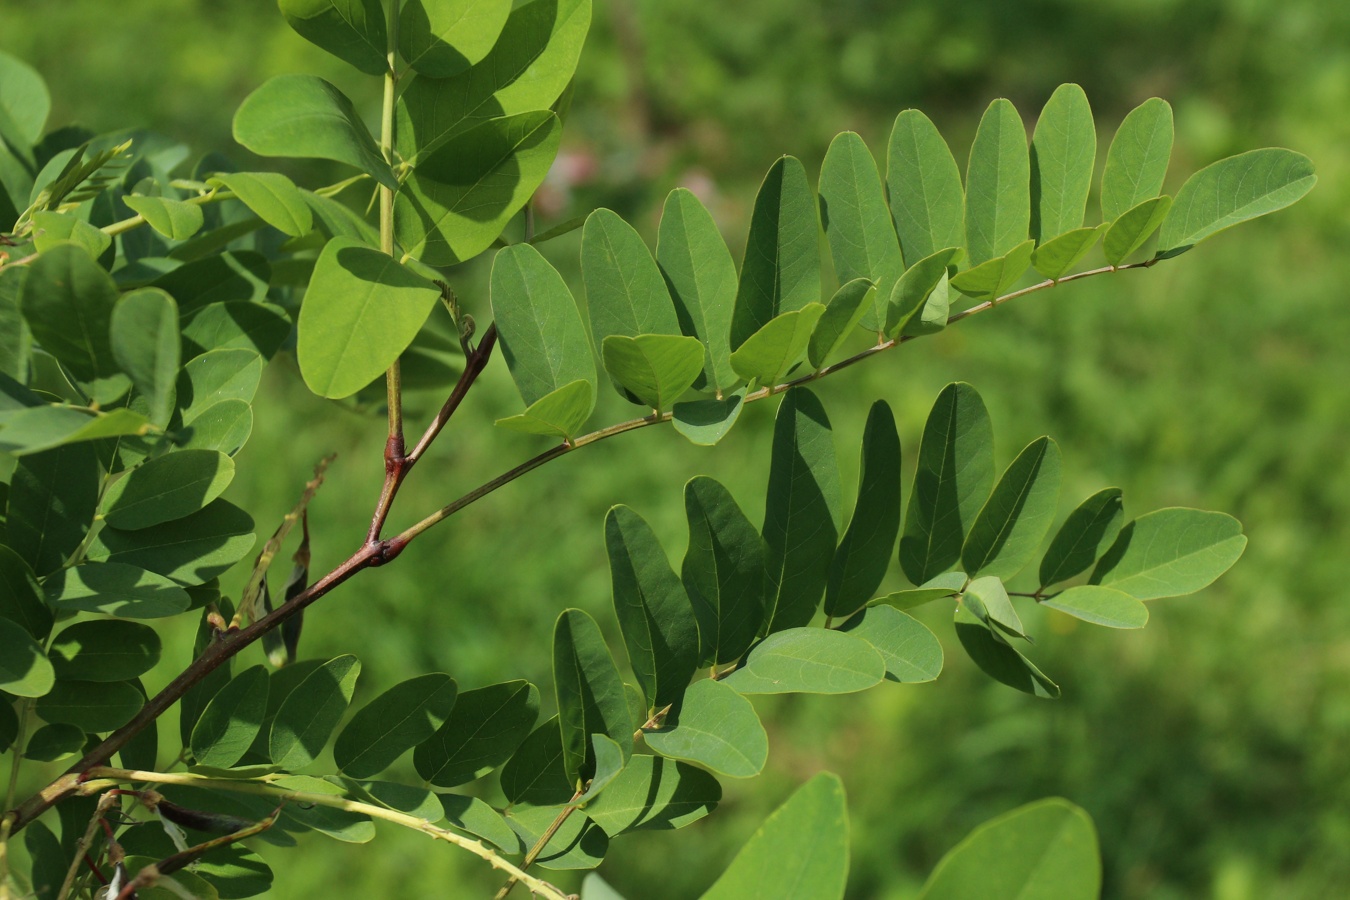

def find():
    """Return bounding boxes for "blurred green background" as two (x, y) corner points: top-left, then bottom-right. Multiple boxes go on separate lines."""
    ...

(4, 0), (1349, 897)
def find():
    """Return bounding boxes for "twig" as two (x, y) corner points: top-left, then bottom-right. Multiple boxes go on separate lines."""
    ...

(492, 789), (583, 900)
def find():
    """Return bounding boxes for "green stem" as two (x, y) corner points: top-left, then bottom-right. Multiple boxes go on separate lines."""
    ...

(377, 0), (405, 517)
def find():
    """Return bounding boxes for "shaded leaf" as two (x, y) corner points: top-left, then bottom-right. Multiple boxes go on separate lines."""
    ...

(30, 211), (111, 258)
(36, 679), (143, 730)
(868, 586), (958, 612)
(884, 246), (961, 339)
(504, 805), (607, 870)
(964, 98), (1030, 266)
(176, 348), (264, 421)
(336, 673), (459, 780)
(400, 0), (512, 78)
(86, 499), (256, 586)
(584, 756), (720, 836)
(553, 608), (634, 784)
(824, 400), (901, 618)
(722, 627), (884, 695)
(440, 793), (521, 852)
(1103, 195), (1171, 265)
(48, 620), (160, 682)
(819, 132), (902, 330)
(500, 715), (573, 806)
(954, 606), (1058, 699)
(601, 334), (704, 413)
(729, 303), (825, 388)
(45, 562), (192, 619)
(657, 187), (738, 392)
(643, 677), (767, 779)
(103, 450), (234, 530)
(808, 278), (875, 369)
(19, 243), (120, 386)
(413, 679), (540, 787)
(0, 545), (51, 640)
(279, 0), (388, 76)
(110, 287), (179, 427)
(682, 475), (765, 666)
(192, 665), (269, 769)
(7, 442), (100, 575)
(0, 615), (54, 697)
(269, 654), (361, 769)
(837, 605), (942, 683)
(494, 379), (594, 441)
(962, 575), (1027, 641)
(962, 436), (1062, 580)
(1039, 487), (1124, 589)
(672, 391), (744, 447)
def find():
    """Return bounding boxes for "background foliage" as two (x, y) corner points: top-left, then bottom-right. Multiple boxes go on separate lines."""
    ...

(1, 0), (1345, 897)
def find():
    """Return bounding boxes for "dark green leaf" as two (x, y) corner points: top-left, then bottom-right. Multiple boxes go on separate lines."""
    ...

(643, 677), (767, 778)
(269, 654), (361, 769)
(962, 436), (1062, 580)
(900, 383), (995, 586)
(25, 723), (85, 763)
(1090, 508), (1247, 600)
(949, 239), (1034, 301)
(0, 700), (16, 754)
(279, 0), (388, 76)
(700, 772), (848, 900)
(7, 442), (100, 575)
(1030, 84), (1095, 243)
(1103, 196), (1172, 265)
(819, 132), (903, 330)
(837, 605), (942, 683)
(824, 400), (901, 618)
(440, 793), (521, 852)
(722, 627), (884, 694)
(682, 475), (765, 666)
(0, 51), (49, 149)
(151, 251), (270, 318)
(763, 387), (841, 632)
(273, 774), (375, 843)
(24, 821), (64, 900)
(953, 606), (1058, 699)
(574, 733), (626, 802)
(884, 246), (961, 339)
(730, 156), (821, 349)
(178, 399), (253, 456)
(494, 379), (594, 441)
(1030, 226), (1103, 280)
(553, 608), (634, 784)
(192, 665), (269, 769)
(886, 109), (965, 264)
(48, 620), (160, 682)
(808, 278), (875, 369)
(657, 187), (738, 392)
(297, 237), (440, 399)
(0, 615), (54, 697)
(86, 499), (256, 585)
(400, 0), (512, 78)
(103, 450), (234, 530)
(183, 301), (290, 363)
(335, 672), (459, 779)
(413, 679), (539, 787)
(395, 111), (561, 265)
(123, 195), (205, 240)
(583, 756), (720, 836)
(505, 805), (607, 870)
(232, 75), (395, 189)
(601, 334), (704, 412)
(964, 98), (1030, 266)
(303, 188), (378, 244)
(176, 349), (263, 421)
(500, 715), (573, 806)
(111, 287), (180, 427)
(671, 391), (745, 447)
(1100, 98), (1173, 222)
(919, 798), (1099, 900)
(0, 268), (31, 382)
(36, 679), (143, 730)
(0, 545), (51, 640)
(1043, 585), (1148, 629)
(19, 243), (120, 387)
(210, 172), (314, 237)
(1157, 149), (1316, 258)
(729, 303), (826, 388)
(1039, 487), (1124, 589)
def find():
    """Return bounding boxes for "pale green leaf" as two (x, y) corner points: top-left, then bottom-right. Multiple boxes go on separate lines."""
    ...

(1090, 508), (1247, 600)
(643, 678), (767, 778)
(1101, 97), (1173, 222)
(1043, 585), (1148, 629)
(819, 132), (903, 330)
(1030, 84), (1095, 242)
(601, 334), (704, 413)
(656, 188), (738, 392)
(962, 436), (1062, 580)
(45, 561), (190, 619)
(964, 98), (1031, 266)
(1030, 226), (1103, 280)
(583, 756), (720, 835)
(122, 195), (204, 240)
(210, 172), (314, 237)
(103, 450), (234, 530)
(1103, 195), (1171, 265)
(494, 379), (594, 440)
(886, 109), (964, 263)
(884, 246), (960, 339)
(400, 0), (513, 78)
(949, 239), (1034, 301)
(722, 627), (884, 694)
(30, 212), (111, 258)
(671, 391), (744, 447)
(837, 605), (943, 683)
(729, 303), (825, 388)
(808, 278), (875, 369)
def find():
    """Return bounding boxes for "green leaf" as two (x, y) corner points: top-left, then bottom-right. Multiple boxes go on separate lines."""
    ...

(1090, 508), (1247, 600)
(19, 243), (120, 386)
(103, 450), (234, 530)
(304, 189), (379, 244)
(270, 654), (361, 770)
(400, 0), (512, 78)
(819, 132), (903, 330)
(682, 475), (765, 666)
(949, 239), (1035, 301)
(643, 677), (767, 778)
(730, 156), (821, 349)
(604, 506), (699, 710)
(1039, 487), (1124, 589)
(504, 805), (607, 870)
(8, 443), (100, 575)
(413, 679), (539, 787)
(151, 251), (269, 317)
(1157, 149), (1316, 258)
(500, 715), (573, 806)
(395, 111), (561, 265)
(440, 793), (521, 852)
(808, 278), (875, 369)
(583, 756), (720, 836)
(25, 723), (85, 763)
(48, 620), (160, 682)
(179, 400), (253, 457)
(700, 772), (848, 900)
(37, 679), (143, 731)
(0, 546), (51, 640)
(495, 379), (594, 441)
(962, 436), (1062, 580)
(394, 0), (592, 163)
(728, 303), (825, 388)
(868, 586), (959, 612)
(582, 208), (680, 353)
(0, 701), (15, 754)
(273, 775), (375, 843)
(44, 561), (191, 619)
(279, 0), (388, 76)
(574, 733), (625, 802)
(763, 387), (841, 632)
(334, 673), (458, 780)
(1030, 226), (1103, 280)
(953, 606), (1058, 699)
(964, 99), (1031, 266)
(900, 383), (995, 586)
(0, 51), (49, 150)
(0, 406), (149, 456)
(86, 498), (256, 586)
(837, 605), (943, 683)
(581, 875), (626, 900)
(902, 271), (951, 337)
(1030, 85), (1096, 243)
(31, 211), (112, 259)
(491, 243), (596, 406)
(886, 109), (965, 264)
(1043, 585), (1148, 629)
(192, 665), (269, 769)
(601, 334), (704, 413)
(671, 392), (745, 447)
(0, 615), (54, 697)
(884, 246), (961, 339)
(178, 302), (289, 362)
(824, 401), (901, 618)
(1100, 97), (1173, 222)
(23, 821), (64, 900)
(722, 627), (884, 695)
(177, 348), (264, 421)
(553, 608), (634, 784)
(122, 195), (205, 240)
(919, 798), (1100, 900)
(210, 172), (314, 237)
(232, 75), (395, 190)
(962, 575), (1027, 640)
(1103, 195), (1172, 265)
(656, 188), (738, 392)
(111, 287), (180, 427)
(297, 236), (441, 399)
(0, 268), (31, 383)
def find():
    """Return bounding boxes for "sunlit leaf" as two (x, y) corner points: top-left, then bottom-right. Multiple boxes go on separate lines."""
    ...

(643, 678), (767, 778)
(964, 98), (1030, 266)
(886, 109), (964, 264)
(722, 627), (884, 695)
(1030, 84), (1095, 243)
(1090, 508), (1247, 600)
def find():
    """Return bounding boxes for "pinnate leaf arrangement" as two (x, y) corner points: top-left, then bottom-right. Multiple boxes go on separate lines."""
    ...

(0, 2), (1314, 898)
